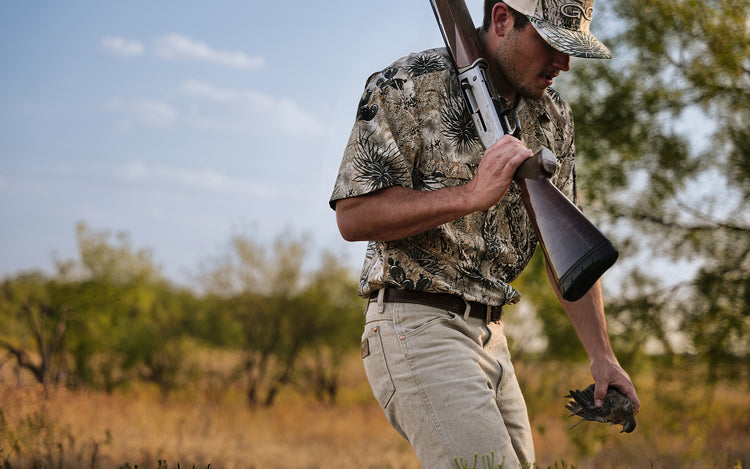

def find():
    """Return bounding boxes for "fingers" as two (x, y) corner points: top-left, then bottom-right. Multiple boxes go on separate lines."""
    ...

(626, 387), (641, 415)
(485, 135), (533, 168)
(593, 380), (608, 408)
(593, 378), (641, 414)
(611, 379), (641, 414)
(469, 135), (532, 210)
(590, 360), (641, 413)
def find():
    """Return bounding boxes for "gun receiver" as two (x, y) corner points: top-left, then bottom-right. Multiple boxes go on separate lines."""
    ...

(429, 0), (618, 301)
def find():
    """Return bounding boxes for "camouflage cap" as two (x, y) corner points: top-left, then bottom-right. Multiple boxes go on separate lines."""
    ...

(504, 0), (612, 59)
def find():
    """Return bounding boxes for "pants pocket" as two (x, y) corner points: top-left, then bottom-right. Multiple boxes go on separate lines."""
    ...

(361, 324), (396, 409)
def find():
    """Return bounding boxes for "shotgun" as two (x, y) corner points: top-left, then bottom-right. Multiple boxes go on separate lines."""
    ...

(429, 0), (618, 301)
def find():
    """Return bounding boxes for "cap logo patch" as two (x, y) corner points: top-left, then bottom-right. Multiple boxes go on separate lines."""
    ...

(560, 3), (593, 21)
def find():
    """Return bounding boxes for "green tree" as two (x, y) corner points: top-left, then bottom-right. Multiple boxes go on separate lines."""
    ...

(0, 272), (70, 388)
(508, 250), (586, 362)
(62, 223), (198, 394)
(200, 232), (362, 406)
(0, 223), (197, 394)
(290, 251), (363, 403)
(562, 0), (749, 380)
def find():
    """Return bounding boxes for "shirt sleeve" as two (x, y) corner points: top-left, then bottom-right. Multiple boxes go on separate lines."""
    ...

(329, 66), (416, 209)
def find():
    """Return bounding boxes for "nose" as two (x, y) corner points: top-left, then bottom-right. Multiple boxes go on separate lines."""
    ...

(553, 50), (571, 72)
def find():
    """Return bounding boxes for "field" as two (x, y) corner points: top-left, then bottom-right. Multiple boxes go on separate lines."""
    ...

(1, 355), (748, 469)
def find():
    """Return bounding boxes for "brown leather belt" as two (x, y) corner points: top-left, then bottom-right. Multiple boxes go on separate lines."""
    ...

(370, 288), (502, 322)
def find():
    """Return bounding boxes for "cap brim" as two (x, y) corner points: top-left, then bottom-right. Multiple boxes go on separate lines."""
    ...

(528, 17), (612, 59)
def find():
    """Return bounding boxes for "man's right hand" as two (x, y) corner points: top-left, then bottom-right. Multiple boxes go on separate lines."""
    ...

(466, 134), (532, 211)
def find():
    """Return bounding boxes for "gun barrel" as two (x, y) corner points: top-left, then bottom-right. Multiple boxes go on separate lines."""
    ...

(429, 0), (482, 70)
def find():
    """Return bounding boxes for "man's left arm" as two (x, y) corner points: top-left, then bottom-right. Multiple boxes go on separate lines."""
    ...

(545, 261), (641, 414)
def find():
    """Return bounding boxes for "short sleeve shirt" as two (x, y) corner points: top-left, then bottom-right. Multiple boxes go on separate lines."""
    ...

(330, 48), (577, 306)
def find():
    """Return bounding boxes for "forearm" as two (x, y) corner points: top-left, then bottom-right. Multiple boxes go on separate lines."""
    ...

(335, 185), (475, 242)
(562, 283), (616, 362)
(546, 261), (640, 411)
(545, 263), (615, 362)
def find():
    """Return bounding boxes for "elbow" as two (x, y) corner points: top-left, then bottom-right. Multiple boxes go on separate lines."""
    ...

(338, 229), (359, 243)
(336, 210), (364, 242)
(334, 192), (397, 242)
(334, 200), (365, 242)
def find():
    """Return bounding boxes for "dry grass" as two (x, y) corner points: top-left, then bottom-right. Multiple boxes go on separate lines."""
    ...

(1, 355), (748, 469)
(0, 356), (420, 469)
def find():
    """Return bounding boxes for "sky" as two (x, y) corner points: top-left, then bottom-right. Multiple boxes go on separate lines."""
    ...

(0, 1), (492, 284)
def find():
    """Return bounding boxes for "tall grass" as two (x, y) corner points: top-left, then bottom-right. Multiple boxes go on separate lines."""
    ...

(1, 355), (748, 468)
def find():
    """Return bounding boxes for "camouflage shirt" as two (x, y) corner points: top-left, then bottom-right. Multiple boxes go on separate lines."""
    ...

(330, 48), (578, 306)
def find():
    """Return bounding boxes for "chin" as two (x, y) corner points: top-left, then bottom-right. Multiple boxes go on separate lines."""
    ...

(520, 88), (547, 100)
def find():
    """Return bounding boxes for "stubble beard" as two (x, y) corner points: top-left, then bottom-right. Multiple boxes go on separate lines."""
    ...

(492, 39), (548, 101)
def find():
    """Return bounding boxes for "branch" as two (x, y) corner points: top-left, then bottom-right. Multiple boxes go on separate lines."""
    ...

(628, 210), (748, 233)
(0, 338), (45, 384)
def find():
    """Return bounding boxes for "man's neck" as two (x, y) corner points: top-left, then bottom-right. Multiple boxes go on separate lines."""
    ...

(479, 30), (519, 107)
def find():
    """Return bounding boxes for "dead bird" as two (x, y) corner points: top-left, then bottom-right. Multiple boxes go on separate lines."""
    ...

(565, 383), (636, 433)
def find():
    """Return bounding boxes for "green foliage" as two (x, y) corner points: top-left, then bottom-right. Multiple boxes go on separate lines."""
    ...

(0, 224), (363, 404)
(0, 224), (198, 394)
(198, 232), (363, 406)
(59, 224), (196, 393)
(510, 250), (585, 362)
(0, 272), (70, 386)
(564, 0), (749, 383)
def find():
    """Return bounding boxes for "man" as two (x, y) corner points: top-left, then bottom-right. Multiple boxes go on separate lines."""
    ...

(329, 0), (640, 466)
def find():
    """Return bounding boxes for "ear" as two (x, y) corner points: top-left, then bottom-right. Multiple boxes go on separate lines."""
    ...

(491, 2), (513, 38)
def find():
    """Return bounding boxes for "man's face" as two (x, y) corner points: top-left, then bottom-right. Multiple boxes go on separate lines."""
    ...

(492, 19), (571, 100)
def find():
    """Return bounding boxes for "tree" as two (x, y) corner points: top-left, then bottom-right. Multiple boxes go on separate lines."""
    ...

(561, 0), (749, 380)
(67, 224), (202, 394)
(507, 250), (586, 362)
(290, 251), (363, 403)
(0, 272), (70, 388)
(0, 223), (196, 394)
(200, 232), (363, 406)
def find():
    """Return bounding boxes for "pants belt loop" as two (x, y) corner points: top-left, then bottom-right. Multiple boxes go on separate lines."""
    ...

(463, 299), (472, 320)
(377, 288), (385, 314)
(486, 305), (492, 324)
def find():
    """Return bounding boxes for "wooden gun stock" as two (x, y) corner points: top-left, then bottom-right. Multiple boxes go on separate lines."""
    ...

(430, 0), (618, 301)
(515, 150), (618, 301)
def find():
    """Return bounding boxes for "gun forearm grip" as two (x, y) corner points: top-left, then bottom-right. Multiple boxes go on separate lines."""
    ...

(514, 148), (558, 181)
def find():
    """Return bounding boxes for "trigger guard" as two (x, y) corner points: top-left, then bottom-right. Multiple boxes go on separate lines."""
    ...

(493, 100), (521, 138)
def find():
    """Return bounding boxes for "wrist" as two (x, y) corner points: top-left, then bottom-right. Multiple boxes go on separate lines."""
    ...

(457, 178), (496, 213)
(589, 353), (621, 375)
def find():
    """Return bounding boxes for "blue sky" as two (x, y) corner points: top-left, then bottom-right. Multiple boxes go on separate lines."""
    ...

(0, 1), (489, 283)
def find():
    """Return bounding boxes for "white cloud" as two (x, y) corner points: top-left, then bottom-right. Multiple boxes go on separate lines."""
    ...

(154, 34), (265, 70)
(100, 36), (144, 57)
(105, 86), (325, 137)
(179, 79), (327, 136)
(107, 99), (179, 127)
(116, 160), (276, 198)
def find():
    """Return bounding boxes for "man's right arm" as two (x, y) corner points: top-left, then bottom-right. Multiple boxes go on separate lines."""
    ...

(336, 185), (474, 242)
(335, 134), (533, 242)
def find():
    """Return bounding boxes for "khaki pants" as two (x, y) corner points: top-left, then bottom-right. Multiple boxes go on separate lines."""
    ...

(361, 294), (535, 469)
